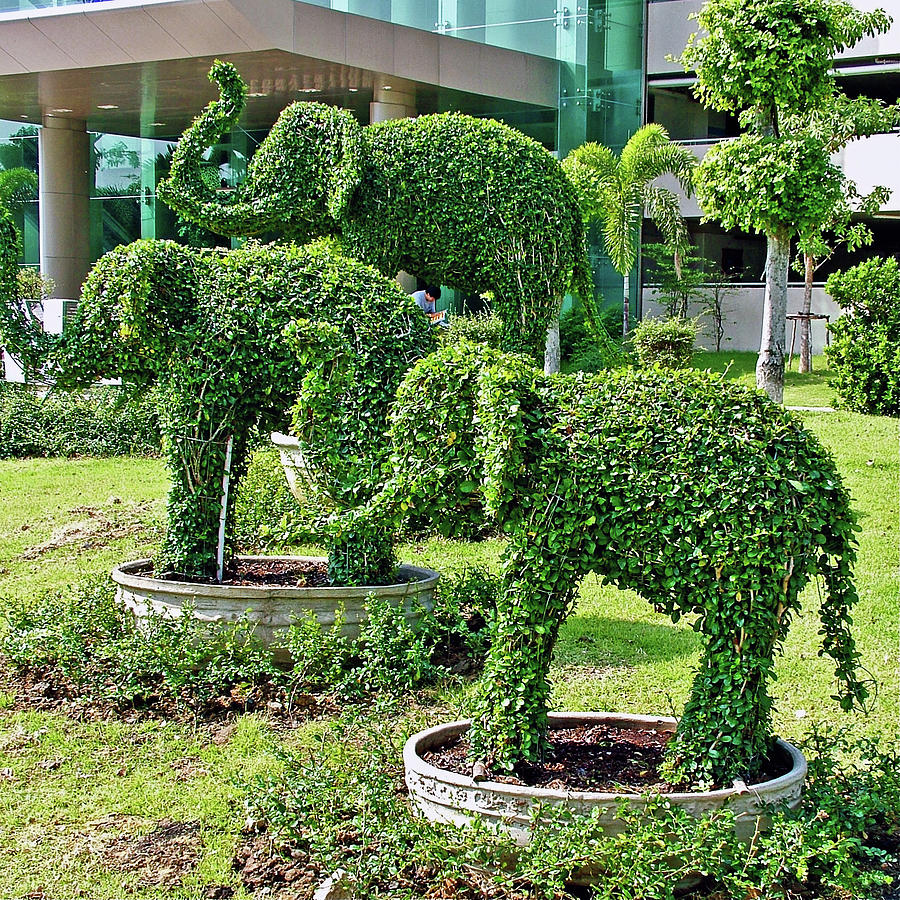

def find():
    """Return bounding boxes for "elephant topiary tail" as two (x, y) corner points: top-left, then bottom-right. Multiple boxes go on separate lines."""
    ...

(817, 506), (870, 711)
(157, 60), (256, 234)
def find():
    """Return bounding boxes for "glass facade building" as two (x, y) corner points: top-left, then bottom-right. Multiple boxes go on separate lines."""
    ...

(0, 0), (646, 313)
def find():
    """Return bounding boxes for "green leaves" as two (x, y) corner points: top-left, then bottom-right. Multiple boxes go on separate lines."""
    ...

(160, 62), (593, 363)
(825, 257), (900, 416)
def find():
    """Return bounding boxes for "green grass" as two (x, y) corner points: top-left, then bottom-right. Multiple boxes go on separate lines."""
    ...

(692, 350), (839, 408)
(0, 401), (896, 898)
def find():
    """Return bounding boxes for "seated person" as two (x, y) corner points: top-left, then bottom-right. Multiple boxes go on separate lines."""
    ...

(411, 285), (441, 315)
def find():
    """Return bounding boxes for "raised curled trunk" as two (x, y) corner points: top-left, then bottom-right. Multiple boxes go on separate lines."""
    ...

(756, 232), (790, 404)
(156, 61), (259, 235)
(799, 253), (814, 374)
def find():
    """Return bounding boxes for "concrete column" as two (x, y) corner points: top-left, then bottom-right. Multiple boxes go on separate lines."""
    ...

(39, 116), (91, 300)
(369, 84), (416, 123)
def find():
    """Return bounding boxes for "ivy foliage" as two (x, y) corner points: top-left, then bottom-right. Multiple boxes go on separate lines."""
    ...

(159, 60), (595, 359)
(0, 202), (49, 378)
(378, 343), (865, 787)
(53, 239), (434, 579)
(825, 257), (900, 416)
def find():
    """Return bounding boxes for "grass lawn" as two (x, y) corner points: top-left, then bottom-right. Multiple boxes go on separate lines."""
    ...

(0, 400), (896, 898)
(692, 350), (839, 408)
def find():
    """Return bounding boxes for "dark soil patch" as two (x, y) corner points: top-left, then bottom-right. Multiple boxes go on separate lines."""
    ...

(145, 558), (416, 588)
(424, 724), (792, 793)
(97, 818), (201, 887)
(0, 658), (331, 727)
(233, 834), (320, 899)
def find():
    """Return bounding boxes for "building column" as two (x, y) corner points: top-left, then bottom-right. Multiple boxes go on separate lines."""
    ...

(369, 83), (416, 124)
(370, 82), (418, 292)
(39, 116), (91, 300)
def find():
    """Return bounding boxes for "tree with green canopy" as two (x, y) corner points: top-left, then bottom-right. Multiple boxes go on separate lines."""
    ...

(683, 0), (891, 402)
(563, 124), (696, 336)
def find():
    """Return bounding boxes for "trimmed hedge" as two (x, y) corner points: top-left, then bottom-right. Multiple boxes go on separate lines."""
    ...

(0, 384), (161, 458)
(631, 316), (697, 369)
(54, 238), (434, 580)
(825, 256), (900, 417)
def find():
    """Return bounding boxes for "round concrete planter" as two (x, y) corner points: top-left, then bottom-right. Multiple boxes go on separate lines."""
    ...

(405, 712), (806, 851)
(113, 556), (440, 664)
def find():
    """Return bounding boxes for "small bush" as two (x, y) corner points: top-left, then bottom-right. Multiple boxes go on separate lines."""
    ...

(232, 448), (321, 551)
(0, 384), (161, 458)
(560, 303), (623, 373)
(825, 256), (900, 417)
(631, 316), (697, 369)
(437, 311), (504, 349)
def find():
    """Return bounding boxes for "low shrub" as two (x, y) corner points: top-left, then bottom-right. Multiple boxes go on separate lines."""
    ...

(0, 568), (498, 711)
(437, 311), (504, 349)
(631, 316), (698, 369)
(0, 384), (161, 458)
(232, 448), (321, 551)
(243, 721), (899, 900)
(825, 256), (900, 417)
(560, 303), (623, 374)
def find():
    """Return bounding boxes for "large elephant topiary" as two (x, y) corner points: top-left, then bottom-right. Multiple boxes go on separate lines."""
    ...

(50, 238), (435, 580)
(374, 343), (866, 787)
(157, 61), (595, 360)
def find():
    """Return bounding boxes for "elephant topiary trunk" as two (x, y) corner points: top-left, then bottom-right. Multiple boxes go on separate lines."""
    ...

(158, 61), (601, 362)
(380, 343), (867, 787)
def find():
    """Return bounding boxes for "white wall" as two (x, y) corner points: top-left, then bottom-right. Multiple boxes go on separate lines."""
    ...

(641, 284), (843, 355)
(2, 298), (65, 383)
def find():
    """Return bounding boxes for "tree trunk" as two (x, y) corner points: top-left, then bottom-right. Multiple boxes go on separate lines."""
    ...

(799, 253), (814, 374)
(756, 232), (789, 404)
(622, 272), (630, 336)
(544, 314), (561, 374)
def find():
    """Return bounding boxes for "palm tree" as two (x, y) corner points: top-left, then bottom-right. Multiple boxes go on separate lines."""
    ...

(563, 125), (696, 335)
(0, 167), (37, 211)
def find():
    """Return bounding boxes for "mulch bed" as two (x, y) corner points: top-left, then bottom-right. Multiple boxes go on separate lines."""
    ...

(424, 723), (791, 793)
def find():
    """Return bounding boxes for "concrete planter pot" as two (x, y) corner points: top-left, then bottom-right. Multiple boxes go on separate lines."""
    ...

(112, 556), (440, 665)
(405, 711), (806, 854)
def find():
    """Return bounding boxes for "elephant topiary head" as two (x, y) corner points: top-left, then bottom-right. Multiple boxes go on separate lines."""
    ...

(157, 60), (364, 242)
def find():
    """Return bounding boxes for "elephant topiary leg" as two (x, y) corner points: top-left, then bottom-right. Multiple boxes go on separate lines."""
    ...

(468, 536), (582, 772)
(663, 585), (790, 786)
(157, 385), (250, 579)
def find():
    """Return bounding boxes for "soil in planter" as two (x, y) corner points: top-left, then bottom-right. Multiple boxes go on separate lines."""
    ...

(424, 724), (792, 793)
(142, 558), (415, 588)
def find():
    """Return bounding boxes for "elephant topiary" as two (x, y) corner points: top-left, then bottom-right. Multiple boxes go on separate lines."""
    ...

(375, 343), (866, 787)
(48, 238), (435, 581)
(157, 61), (596, 361)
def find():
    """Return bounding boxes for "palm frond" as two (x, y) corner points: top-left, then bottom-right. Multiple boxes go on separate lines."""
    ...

(643, 185), (691, 254)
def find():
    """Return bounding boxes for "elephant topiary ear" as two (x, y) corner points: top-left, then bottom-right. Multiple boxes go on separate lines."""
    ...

(476, 358), (542, 524)
(326, 113), (363, 221)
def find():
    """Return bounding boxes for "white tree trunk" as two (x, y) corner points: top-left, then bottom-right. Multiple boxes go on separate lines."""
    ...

(622, 273), (630, 336)
(757, 233), (790, 404)
(544, 316), (561, 374)
(799, 253), (814, 374)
